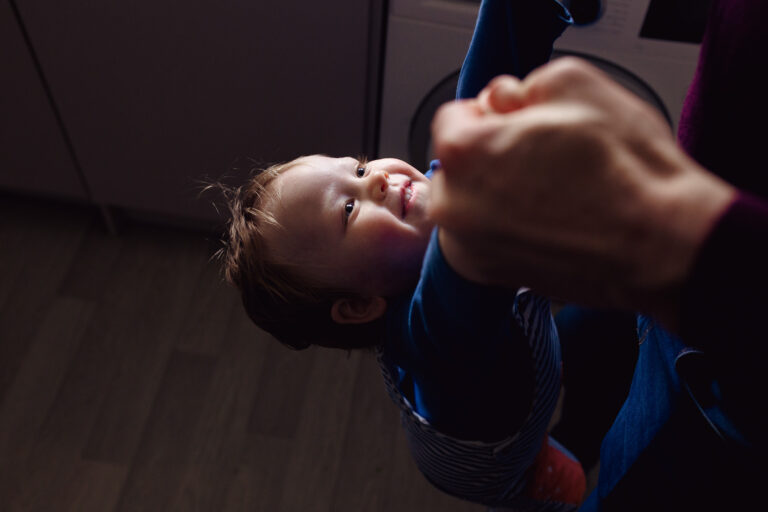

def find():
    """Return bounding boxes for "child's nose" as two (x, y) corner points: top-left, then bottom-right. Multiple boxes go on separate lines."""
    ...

(370, 170), (390, 199)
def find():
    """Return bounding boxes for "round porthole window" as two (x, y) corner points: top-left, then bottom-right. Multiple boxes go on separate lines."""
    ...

(407, 50), (671, 174)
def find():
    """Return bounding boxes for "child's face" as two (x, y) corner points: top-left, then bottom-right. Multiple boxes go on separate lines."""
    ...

(264, 155), (433, 297)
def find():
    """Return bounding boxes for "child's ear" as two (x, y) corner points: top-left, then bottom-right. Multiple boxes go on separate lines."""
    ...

(330, 296), (387, 325)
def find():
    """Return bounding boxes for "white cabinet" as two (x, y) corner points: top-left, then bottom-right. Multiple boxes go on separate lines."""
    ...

(0, 1), (86, 201)
(9, 0), (382, 225)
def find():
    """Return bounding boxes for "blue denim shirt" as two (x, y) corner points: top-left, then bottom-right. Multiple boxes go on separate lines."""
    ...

(579, 317), (758, 511)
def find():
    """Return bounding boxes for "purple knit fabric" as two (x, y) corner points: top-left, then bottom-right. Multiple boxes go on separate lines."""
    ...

(679, 0), (768, 354)
(678, 0), (768, 196)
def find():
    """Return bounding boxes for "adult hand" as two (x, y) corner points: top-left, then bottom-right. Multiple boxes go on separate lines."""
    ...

(430, 58), (735, 330)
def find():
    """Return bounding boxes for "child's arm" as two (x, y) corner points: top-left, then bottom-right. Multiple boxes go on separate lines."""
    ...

(414, 2), (573, 440)
(404, 231), (536, 442)
(389, 3), (581, 505)
(424, 1), (570, 177)
(456, 0), (572, 100)
(436, 0), (572, 288)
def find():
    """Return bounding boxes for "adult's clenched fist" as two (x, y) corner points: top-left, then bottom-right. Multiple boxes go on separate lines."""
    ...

(429, 58), (735, 329)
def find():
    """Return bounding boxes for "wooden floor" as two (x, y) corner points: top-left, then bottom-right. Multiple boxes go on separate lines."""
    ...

(0, 194), (485, 512)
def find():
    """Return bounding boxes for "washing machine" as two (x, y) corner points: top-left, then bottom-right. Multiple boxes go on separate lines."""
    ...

(378, 0), (708, 171)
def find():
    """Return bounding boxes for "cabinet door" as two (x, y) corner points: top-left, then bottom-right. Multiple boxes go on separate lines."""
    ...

(0, 1), (85, 201)
(16, 0), (377, 224)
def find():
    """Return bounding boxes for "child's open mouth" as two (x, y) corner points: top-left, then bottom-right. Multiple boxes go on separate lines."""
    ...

(402, 180), (413, 218)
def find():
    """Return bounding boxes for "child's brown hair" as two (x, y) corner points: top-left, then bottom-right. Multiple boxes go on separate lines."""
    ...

(213, 158), (383, 350)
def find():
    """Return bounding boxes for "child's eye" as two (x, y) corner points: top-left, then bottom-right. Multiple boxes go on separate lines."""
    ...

(344, 199), (355, 217)
(356, 166), (366, 177)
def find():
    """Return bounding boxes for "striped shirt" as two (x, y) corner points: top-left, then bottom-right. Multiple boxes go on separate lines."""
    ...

(379, 231), (564, 509)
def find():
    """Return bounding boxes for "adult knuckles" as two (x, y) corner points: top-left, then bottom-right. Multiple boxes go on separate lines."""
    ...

(432, 104), (484, 167)
(528, 57), (606, 99)
(484, 75), (524, 112)
(546, 57), (602, 83)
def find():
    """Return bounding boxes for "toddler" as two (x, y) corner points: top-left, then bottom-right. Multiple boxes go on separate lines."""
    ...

(218, 1), (586, 509)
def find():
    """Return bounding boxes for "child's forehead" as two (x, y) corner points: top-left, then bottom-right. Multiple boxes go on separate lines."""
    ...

(273, 156), (342, 190)
(267, 160), (341, 230)
(291, 154), (354, 173)
(262, 170), (334, 259)
(270, 156), (356, 198)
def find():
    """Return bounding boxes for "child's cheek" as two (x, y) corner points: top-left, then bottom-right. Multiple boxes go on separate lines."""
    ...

(366, 228), (398, 254)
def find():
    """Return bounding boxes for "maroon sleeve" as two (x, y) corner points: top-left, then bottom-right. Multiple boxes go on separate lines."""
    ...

(671, 0), (768, 446)
(678, 192), (768, 442)
(678, 0), (768, 198)
(680, 193), (768, 361)
(676, 0), (768, 359)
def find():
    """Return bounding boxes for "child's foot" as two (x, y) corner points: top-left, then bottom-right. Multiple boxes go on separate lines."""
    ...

(525, 435), (587, 505)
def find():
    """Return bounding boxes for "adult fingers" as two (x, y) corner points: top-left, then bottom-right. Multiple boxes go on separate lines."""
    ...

(484, 75), (526, 113)
(430, 99), (488, 171)
(520, 57), (615, 104)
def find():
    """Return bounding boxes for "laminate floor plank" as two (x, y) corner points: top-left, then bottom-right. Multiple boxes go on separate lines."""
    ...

(9, 450), (127, 512)
(56, 460), (127, 512)
(115, 350), (217, 512)
(166, 310), (272, 510)
(223, 436), (294, 511)
(185, 308), (270, 465)
(174, 255), (241, 356)
(170, 463), (236, 512)
(32, 228), (203, 467)
(0, 196), (88, 305)
(0, 196), (511, 511)
(275, 348), (362, 512)
(32, 309), (136, 457)
(0, 199), (90, 406)
(329, 351), (399, 512)
(0, 297), (94, 504)
(0, 199), (37, 310)
(247, 341), (319, 440)
(57, 223), (125, 302)
(82, 229), (210, 464)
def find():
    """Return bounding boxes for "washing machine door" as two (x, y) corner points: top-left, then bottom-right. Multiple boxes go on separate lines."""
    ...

(408, 50), (671, 172)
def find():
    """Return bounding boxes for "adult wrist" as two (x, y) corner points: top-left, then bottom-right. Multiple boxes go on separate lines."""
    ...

(679, 192), (768, 350)
(630, 158), (736, 331)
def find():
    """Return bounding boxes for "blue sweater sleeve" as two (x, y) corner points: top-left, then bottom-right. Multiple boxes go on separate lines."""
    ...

(389, 230), (537, 442)
(457, 0), (572, 99)
(394, 1), (572, 442)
